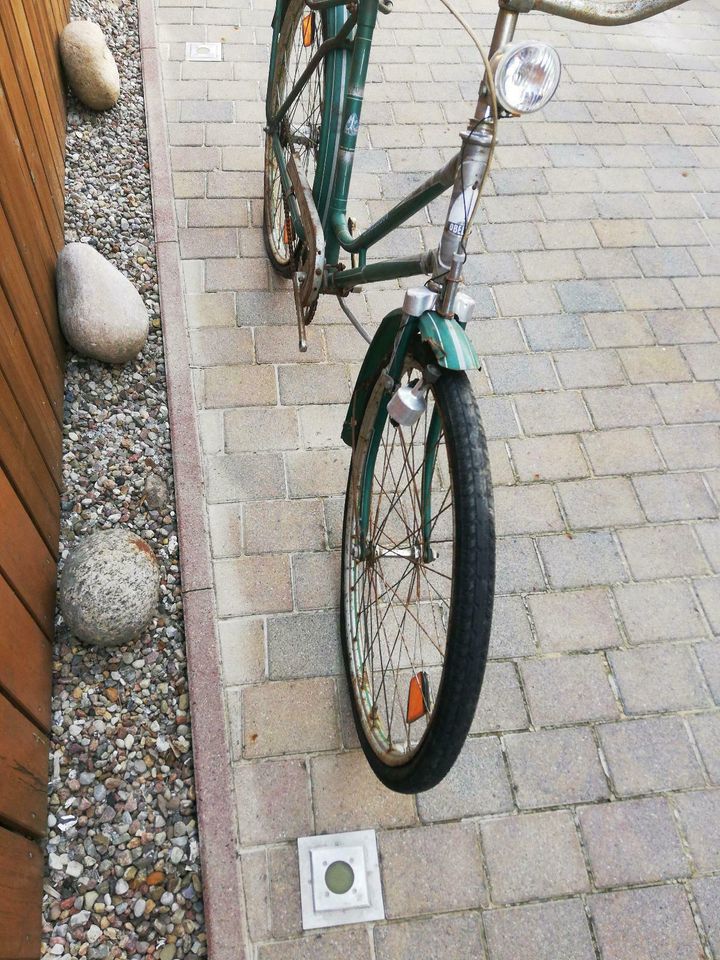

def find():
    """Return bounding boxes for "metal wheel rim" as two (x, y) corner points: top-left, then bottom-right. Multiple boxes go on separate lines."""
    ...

(343, 363), (456, 767)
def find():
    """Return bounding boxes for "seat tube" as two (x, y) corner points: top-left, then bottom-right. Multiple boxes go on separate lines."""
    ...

(326, 0), (378, 264)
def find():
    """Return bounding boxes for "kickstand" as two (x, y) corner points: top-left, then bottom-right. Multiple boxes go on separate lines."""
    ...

(292, 271), (308, 353)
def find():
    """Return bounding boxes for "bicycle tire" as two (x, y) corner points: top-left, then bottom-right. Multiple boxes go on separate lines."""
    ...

(341, 342), (495, 794)
(263, 0), (329, 276)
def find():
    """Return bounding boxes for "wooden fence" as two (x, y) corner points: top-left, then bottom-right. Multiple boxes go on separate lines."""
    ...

(0, 0), (68, 955)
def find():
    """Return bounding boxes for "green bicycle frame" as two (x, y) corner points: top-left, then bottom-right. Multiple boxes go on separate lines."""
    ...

(267, 0), (460, 290)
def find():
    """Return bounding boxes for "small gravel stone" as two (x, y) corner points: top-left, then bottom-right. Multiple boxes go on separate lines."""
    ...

(66, 862), (83, 879)
(42, 0), (206, 956)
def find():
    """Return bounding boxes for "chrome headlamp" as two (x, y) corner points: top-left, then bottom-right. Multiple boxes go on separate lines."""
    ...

(492, 41), (562, 115)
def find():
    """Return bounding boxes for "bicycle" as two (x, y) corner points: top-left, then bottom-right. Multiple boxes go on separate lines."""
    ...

(263, 0), (690, 793)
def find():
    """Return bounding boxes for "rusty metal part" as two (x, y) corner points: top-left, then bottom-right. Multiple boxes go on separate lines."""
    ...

(500, 0), (690, 25)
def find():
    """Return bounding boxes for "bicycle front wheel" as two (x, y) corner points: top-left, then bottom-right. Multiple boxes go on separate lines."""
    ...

(341, 348), (495, 794)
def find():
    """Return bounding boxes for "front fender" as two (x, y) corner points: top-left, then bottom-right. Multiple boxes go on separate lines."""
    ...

(418, 311), (480, 371)
(341, 309), (404, 447)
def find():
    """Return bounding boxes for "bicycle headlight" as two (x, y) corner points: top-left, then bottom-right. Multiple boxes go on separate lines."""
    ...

(492, 41), (561, 115)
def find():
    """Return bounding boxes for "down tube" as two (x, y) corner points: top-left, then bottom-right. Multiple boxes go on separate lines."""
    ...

(324, 0), (378, 265)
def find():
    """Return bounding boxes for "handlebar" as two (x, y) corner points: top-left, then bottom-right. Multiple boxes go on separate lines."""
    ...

(500, 0), (689, 25)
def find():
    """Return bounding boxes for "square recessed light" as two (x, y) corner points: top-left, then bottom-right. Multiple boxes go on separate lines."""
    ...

(186, 41), (222, 62)
(298, 830), (385, 930)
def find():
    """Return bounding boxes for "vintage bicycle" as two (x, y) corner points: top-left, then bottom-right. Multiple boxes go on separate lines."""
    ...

(263, 0), (689, 792)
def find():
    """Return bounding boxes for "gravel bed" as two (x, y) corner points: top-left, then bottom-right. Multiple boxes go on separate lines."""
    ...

(42, 1), (207, 957)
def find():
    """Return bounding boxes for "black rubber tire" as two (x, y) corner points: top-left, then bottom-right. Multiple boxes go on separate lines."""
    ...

(341, 346), (496, 794)
(263, 0), (326, 277)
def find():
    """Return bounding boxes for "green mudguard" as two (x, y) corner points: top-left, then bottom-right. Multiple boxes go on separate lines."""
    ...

(341, 308), (480, 447)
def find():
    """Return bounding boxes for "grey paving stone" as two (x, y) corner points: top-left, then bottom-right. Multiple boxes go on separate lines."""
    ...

(689, 713), (720, 783)
(267, 845), (302, 940)
(494, 485), (564, 536)
(267, 611), (342, 679)
(557, 280), (622, 313)
(588, 886), (703, 960)
(509, 435), (589, 483)
(537, 532), (627, 589)
(489, 595), (536, 656)
(484, 355), (559, 395)
(417, 736), (514, 822)
(374, 913), (484, 960)
(583, 385), (663, 428)
(206, 452), (286, 503)
(243, 499), (326, 554)
(380, 822), (487, 918)
(554, 349), (626, 389)
(495, 538), (545, 596)
(610, 644), (711, 714)
(696, 640), (720, 700)
(584, 311), (654, 348)
(613, 581), (706, 643)
(581, 427), (662, 476)
(215, 554), (293, 617)
(521, 314), (591, 351)
(528, 588), (621, 652)
(520, 653), (618, 725)
(514, 391), (592, 436)
(505, 727), (609, 808)
(692, 876), (720, 958)
(256, 928), (372, 960)
(696, 521), (720, 572)
(619, 345), (691, 384)
(674, 790), (720, 872)
(633, 472), (717, 522)
(579, 797), (689, 887)
(219, 617), (266, 686)
(476, 397), (521, 440)
(618, 524), (709, 580)
(652, 382), (720, 424)
(481, 811), (589, 904)
(483, 899), (596, 960)
(234, 758), (312, 845)
(694, 577), (720, 632)
(310, 750), (417, 834)
(558, 477), (644, 529)
(242, 678), (340, 758)
(472, 660), (529, 733)
(598, 717), (705, 796)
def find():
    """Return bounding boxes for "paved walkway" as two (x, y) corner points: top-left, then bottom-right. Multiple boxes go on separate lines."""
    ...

(153, 0), (720, 955)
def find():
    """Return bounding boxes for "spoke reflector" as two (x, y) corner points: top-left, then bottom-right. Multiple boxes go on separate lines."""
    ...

(302, 13), (315, 46)
(407, 672), (430, 724)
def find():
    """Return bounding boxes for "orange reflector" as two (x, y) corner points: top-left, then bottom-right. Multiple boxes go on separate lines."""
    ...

(302, 13), (315, 46)
(283, 216), (292, 245)
(407, 672), (429, 724)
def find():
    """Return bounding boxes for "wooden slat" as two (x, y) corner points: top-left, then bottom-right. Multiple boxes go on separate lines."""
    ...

(0, 283), (62, 478)
(0, 8), (65, 195)
(0, 205), (65, 396)
(0, 365), (61, 555)
(0, 125), (60, 337)
(0, 465), (56, 638)
(5, 1), (64, 156)
(0, 574), (51, 732)
(0, 825), (43, 960)
(0, 693), (48, 838)
(0, 20), (64, 241)
(14, 0), (66, 135)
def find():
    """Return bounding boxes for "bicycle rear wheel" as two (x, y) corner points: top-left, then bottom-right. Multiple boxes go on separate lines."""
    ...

(341, 345), (495, 793)
(264, 0), (327, 276)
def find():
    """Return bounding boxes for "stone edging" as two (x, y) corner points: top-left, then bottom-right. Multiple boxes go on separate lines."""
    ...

(135, 3), (248, 957)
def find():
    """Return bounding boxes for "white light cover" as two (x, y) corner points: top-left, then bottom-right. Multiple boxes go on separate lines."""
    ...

(494, 41), (561, 114)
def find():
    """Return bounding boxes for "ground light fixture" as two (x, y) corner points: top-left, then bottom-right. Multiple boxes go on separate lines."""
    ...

(186, 41), (222, 62)
(297, 829), (385, 930)
(491, 40), (562, 114)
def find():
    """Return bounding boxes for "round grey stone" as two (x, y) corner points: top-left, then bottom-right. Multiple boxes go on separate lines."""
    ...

(59, 529), (160, 647)
(57, 243), (149, 364)
(60, 21), (120, 111)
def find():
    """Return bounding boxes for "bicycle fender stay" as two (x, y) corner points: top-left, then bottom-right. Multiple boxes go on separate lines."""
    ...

(341, 308), (404, 447)
(418, 312), (480, 371)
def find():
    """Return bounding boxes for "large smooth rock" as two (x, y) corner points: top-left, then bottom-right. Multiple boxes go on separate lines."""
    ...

(57, 243), (149, 364)
(59, 528), (161, 647)
(60, 20), (120, 111)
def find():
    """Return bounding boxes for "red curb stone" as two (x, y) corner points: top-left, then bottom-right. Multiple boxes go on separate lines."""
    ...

(136, 2), (248, 957)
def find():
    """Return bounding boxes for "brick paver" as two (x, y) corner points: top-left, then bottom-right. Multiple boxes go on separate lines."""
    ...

(154, 0), (720, 953)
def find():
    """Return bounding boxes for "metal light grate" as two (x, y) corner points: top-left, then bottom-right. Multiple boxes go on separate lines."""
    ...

(297, 830), (385, 930)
